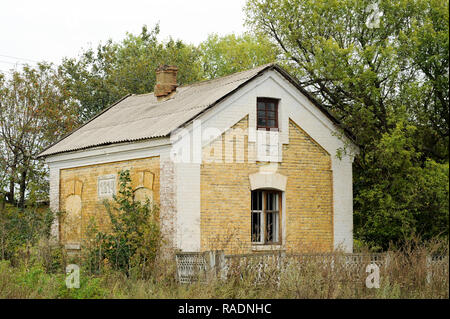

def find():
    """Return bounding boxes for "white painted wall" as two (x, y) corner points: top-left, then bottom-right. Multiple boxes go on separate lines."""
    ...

(175, 162), (201, 251)
(332, 158), (354, 251)
(48, 165), (60, 242)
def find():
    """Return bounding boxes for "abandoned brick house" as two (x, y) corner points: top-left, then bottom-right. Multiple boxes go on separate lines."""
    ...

(38, 63), (358, 254)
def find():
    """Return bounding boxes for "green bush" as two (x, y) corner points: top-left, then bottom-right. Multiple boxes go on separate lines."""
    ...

(0, 204), (55, 265)
(56, 270), (107, 299)
(83, 170), (162, 278)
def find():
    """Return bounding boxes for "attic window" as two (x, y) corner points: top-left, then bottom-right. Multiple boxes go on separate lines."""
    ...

(257, 98), (279, 131)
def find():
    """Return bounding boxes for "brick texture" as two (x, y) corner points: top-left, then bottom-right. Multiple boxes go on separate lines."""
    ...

(200, 116), (333, 254)
(59, 156), (160, 245)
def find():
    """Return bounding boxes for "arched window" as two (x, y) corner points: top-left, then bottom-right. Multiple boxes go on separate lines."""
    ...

(251, 190), (281, 244)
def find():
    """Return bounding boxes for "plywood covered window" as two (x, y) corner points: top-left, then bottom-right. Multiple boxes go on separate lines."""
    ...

(251, 190), (281, 244)
(97, 175), (116, 198)
(257, 98), (279, 131)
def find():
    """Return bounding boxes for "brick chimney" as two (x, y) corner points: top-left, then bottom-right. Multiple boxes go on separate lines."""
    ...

(154, 65), (178, 100)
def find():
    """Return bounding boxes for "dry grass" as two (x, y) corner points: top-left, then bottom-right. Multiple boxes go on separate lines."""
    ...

(0, 239), (448, 299)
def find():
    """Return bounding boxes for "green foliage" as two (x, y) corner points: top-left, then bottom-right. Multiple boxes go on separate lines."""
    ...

(355, 120), (449, 248)
(398, 0), (449, 158)
(0, 204), (55, 263)
(83, 170), (161, 278)
(0, 63), (78, 207)
(245, 0), (449, 248)
(199, 33), (279, 79)
(56, 271), (107, 299)
(0, 260), (106, 299)
(59, 24), (204, 122)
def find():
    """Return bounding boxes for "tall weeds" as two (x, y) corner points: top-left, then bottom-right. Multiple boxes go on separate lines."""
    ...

(81, 170), (162, 279)
(0, 175), (447, 298)
(0, 238), (448, 298)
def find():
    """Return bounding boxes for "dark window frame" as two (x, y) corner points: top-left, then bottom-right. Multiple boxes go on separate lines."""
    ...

(257, 98), (279, 131)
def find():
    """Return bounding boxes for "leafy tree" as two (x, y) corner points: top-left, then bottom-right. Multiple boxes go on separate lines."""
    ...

(245, 0), (449, 248)
(60, 25), (204, 122)
(354, 117), (449, 248)
(0, 64), (78, 207)
(398, 0), (449, 160)
(199, 33), (279, 79)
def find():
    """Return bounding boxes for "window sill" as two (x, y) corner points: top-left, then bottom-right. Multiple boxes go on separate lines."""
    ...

(65, 243), (81, 250)
(97, 196), (114, 202)
(256, 128), (279, 132)
(251, 244), (284, 252)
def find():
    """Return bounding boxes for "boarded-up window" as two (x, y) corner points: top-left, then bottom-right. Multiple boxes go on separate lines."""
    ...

(98, 175), (116, 198)
(132, 170), (155, 203)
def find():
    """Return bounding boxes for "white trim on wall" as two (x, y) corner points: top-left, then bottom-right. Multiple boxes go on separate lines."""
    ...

(49, 166), (60, 242)
(46, 142), (171, 170)
(249, 172), (287, 192)
(45, 138), (170, 166)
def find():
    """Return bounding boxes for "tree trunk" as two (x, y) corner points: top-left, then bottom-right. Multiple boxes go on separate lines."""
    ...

(0, 193), (5, 211)
(18, 170), (27, 209)
(6, 176), (15, 205)
(6, 154), (18, 205)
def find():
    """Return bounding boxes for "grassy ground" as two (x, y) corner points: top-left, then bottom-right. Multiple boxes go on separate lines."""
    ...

(2, 190), (448, 299)
(0, 243), (448, 299)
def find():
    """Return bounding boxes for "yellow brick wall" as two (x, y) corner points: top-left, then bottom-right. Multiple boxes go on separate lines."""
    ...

(200, 117), (333, 254)
(59, 156), (160, 245)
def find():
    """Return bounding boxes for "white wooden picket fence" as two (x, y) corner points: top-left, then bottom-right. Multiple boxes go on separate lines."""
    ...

(175, 250), (449, 285)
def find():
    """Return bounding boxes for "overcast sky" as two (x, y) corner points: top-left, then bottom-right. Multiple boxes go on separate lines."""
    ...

(0, 0), (247, 72)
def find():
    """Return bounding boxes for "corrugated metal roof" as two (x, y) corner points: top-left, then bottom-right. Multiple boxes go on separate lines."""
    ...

(38, 63), (353, 157)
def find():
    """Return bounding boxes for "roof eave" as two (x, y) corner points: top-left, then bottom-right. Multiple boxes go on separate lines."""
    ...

(36, 94), (133, 159)
(269, 64), (359, 149)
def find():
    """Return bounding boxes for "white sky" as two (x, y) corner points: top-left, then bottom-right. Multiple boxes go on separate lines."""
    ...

(0, 0), (247, 72)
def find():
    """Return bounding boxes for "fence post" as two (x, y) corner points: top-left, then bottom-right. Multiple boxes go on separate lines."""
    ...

(175, 253), (180, 283)
(426, 255), (432, 285)
(384, 252), (391, 279)
(206, 250), (216, 281)
(277, 250), (286, 270)
(215, 250), (226, 280)
(384, 252), (390, 268)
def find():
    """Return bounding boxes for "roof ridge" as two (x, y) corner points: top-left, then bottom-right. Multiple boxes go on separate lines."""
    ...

(132, 62), (275, 98)
(38, 62), (357, 158)
(179, 62), (275, 89)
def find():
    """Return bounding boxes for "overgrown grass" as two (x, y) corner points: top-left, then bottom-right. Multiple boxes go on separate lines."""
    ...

(0, 172), (447, 299)
(0, 239), (448, 299)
